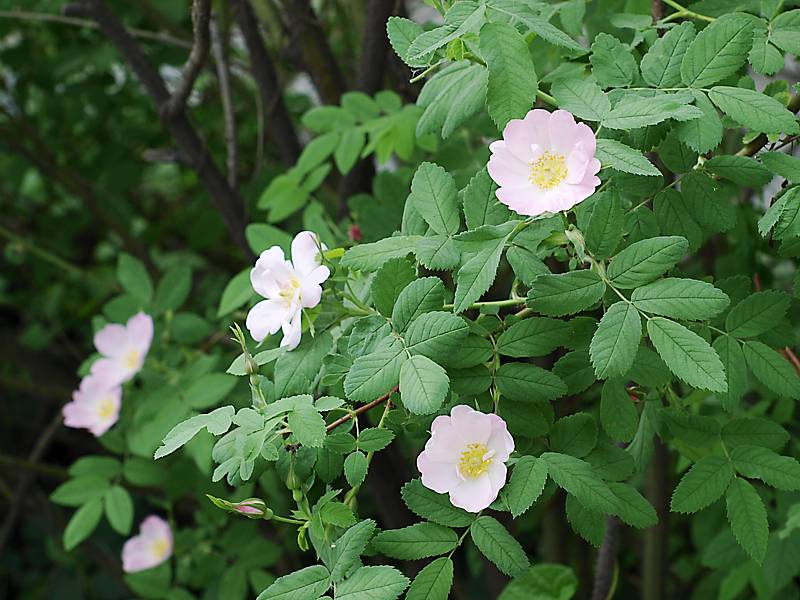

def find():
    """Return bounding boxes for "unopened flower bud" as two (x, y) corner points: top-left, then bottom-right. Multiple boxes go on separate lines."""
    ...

(292, 489), (303, 502)
(244, 353), (258, 376)
(231, 498), (268, 519)
(348, 223), (362, 242)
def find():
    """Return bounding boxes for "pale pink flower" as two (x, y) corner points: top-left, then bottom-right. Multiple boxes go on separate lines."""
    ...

(122, 515), (173, 573)
(246, 231), (330, 351)
(487, 109), (601, 217)
(62, 372), (122, 437)
(417, 405), (514, 513)
(91, 312), (153, 385)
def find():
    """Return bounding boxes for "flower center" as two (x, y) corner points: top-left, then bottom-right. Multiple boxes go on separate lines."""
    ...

(151, 538), (170, 560)
(97, 396), (116, 420)
(123, 349), (140, 370)
(529, 151), (568, 189)
(458, 443), (493, 479)
(278, 276), (302, 305)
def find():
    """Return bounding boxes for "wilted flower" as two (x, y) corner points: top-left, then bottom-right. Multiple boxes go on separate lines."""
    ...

(487, 109), (601, 217)
(91, 312), (153, 385)
(246, 231), (330, 351)
(62, 372), (122, 437)
(122, 515), (173, 573)
(416, 405), (514, 513)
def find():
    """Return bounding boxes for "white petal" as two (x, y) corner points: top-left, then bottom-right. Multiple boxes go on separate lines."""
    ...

(246, 299), (288, 342)
(94, 323), (127, 358)
(448, 475), (497, 512)
(291, 231), (326, 277)
(251, 247), (293, 298)
(280, 311), (303, 350)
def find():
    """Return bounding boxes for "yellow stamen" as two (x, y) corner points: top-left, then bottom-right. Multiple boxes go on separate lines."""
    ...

(151, 538), (170, 560)
(278, 276), (302, 305)
(123, 349), (140, 370)
(97, 396), (116, 420)
(458, 443), (493, 479)
(529, 151), (568, 189)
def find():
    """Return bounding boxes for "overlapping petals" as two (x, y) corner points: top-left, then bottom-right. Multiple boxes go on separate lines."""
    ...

(122, 515), (173, 573)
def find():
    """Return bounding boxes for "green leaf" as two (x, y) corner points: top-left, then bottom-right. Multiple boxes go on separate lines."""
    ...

(256, 565), (331, 600)
(631, 278), (730, 320)
(387, 17), (425, 66)
(722, 417), (789, 451)
(217, 269), (254, 317)
(565, 494), (605, 547)
(550, 78), (610, 122)
(760, 151), (800, 183)
(51, 476), (110, 507)
(63, 497), (103, 551)
(184, 373), (237, 410)
(675, 90), (724, 153)
(653, 189), (703, 252)
(470, 516), (529, 577)
(607, 482), (658, 529)
(335, 130), (366, 174)
(526, 270), (606, 316)
(641, 21), (696, 87)
(713, 335), (747, 411)
(405, 557), (453, 600)
(770, 9), (800, 55)
(601, 94), (702, 130)
(743, 341), (800, 399)
(417, 61), (489, 139)
(341, 236), (421, 272)
(590, 32), (637, 87)
(452, 233), (509, 313)
(540, 452), (618, 514)
(486, 2), (584, 52)
(596, 138), (661, 176)
(153, 265), (192, 314)
(154, 406), (235, 459)
(480, 22), (537, 130)
(405, 311), (469, 360)
(647, 317), (727, 392)
(328, 520), (377, 583)
(415, 235), (460, 270)
(749, 28), (784, 75)
(589, 301), (642, 379)
(726, 478), (768, 564)
(358, 428), (395, 453)
(409, 162), (460, 236)
(371, 523), (458, 559)
(462, 168), (512, 229)
(585, 189), (623, 259)
(344, 451), (368, 487)
(104, 485), (133, 535)
(499, 564), (579, 600)
(392, 277), (446, 333)
(680, 14), (755, 87)
(505, 456), (549, 517)
(344, 337), (407, 403)
(705, 155), (773, 187)
(730, 445), (800, 491)
(336, 566), (409, 600)
(671, 455), (733, 513)
(117, 253), (153, 304)
(496, 317), (570, 358)
(600, 379), (639, 442)
(725, 290), (790, 338)
(400, 479), (475, 527)
(407, 2), (486, 61)
(708, 86), (800, 135)
(69, 456), (121, 479)
(371, 257), (416, 317)
(400, 355), (450, 415)
(607, 236), (688, 289)
(288, 406), (326, 448)
(495, 362), (568, 402)
(550, 413), (598, 458)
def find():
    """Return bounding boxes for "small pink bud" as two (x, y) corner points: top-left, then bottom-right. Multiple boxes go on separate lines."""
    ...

(348, 224), (362, 242)
(232, 498), (269, 519)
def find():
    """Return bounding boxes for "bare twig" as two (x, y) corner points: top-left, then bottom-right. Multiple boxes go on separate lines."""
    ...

(0, 8), (192, 48)
(210, 15), (238, 190)
(326, 387), (398, 433)
(652, 0), (663, 23)
(592, 517), (621, 600)
(165, 0), (212, 117)
(642, 438), (670, 600)
(232, 0), (300, 167)
(64, 0), (253, 259)
(0, 412), (63, 556)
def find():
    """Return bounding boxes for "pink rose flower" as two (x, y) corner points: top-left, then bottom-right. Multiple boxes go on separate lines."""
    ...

(416, 405), (515, 513)
(487, 109), (601, 217)
(122, 515), (173, 573)
(62, 372), (122, 437)
(91, 312), (153, 385)
(246, 231), (330, 350)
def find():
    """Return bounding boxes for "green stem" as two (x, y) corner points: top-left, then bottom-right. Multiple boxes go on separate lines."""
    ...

(271, 514), (305, 525)
(345, 400), (393, 508)
(661, 0), (715, 22)
(443, 297), (527, 310)
(0, 224), (86, 278)
(536, 89), (558, 108)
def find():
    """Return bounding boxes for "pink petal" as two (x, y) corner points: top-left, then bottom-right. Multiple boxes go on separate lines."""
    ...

(450, 405), (492, 446)
(417, 451), (461, 494)
(94, 323), (126, 358)
(448, 475), (497, 513)
(496, 185), (547, 217)
(127, 312), (153, 354)
(487, 144), (530, 189)
(503, 109), (552, 160)
(486, 415), (515, 462)
(566, 150), (591, 184)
